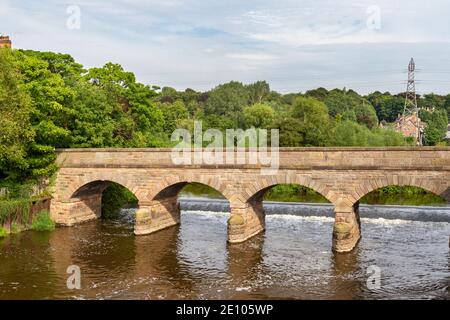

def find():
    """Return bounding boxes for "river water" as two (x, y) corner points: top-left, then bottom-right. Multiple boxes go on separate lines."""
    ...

(0, 198), (449, 300)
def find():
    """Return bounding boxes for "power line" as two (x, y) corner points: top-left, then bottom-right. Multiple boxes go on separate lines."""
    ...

(401, 58), (422, 146)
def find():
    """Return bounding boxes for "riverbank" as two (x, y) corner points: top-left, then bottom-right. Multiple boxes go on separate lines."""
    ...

(0, 197), (53, 237)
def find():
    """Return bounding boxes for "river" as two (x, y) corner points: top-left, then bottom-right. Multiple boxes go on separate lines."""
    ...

(0, 198), (449, 300)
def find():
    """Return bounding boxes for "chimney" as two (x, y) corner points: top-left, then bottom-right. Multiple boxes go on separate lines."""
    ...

(0, 35), (12, 48)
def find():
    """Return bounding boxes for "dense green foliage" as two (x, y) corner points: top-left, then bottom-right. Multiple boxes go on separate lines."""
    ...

(181, 183), (445, 206)
(1, 47), (449, 210)
(0, 198), (30, 226)
(180, 182), (225, 199)
(101, 182), (139, 219)
(0, 226), (7, 238)
(0, 49), (167, 184)
(31, 210), (55, 231)
(0, 49), (34, 181)
(264, 184), (330, 203)
(361, 186), (446, 206)
(420, 108), (448, 146)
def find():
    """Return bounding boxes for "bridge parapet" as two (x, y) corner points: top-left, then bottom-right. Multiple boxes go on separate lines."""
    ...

(56, 147), (450, 170)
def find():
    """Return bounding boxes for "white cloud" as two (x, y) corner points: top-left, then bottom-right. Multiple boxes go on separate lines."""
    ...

(225, 53), (278, 61)
(1, 0), (450, 94)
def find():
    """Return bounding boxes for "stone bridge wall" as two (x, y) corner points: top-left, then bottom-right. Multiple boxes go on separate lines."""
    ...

(50, 147), (450, 253)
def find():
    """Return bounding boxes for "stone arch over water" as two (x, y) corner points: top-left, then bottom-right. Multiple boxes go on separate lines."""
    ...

(51, 179), (139, 225)
(135, 181), (231, 237)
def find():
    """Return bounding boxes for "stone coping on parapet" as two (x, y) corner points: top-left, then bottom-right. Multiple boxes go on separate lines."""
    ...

(56, 146), (450, 153)
(55, 164), (450, 171)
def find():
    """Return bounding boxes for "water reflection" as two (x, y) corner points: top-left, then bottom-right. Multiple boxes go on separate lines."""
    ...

(226, 235), (265, 299)
(0, 206), (449, 300)
(132, 226), (198, 299)
(330, 250), (364, 300)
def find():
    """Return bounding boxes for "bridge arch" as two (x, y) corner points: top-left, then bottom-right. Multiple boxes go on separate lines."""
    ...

(51, 178), (140, 225)
(135, 180), (231, 237)
(242, 174), (333, 204)
(61, 173), (139, 203)
(331, 176), (450, 253)
(350, 176), (450, 205)
(225, 174), (333, 244)
(70, 180), (135, 199)
(147, 175), (229, 202)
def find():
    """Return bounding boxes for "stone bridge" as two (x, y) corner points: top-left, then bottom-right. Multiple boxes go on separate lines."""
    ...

(50, 147), (450, 253)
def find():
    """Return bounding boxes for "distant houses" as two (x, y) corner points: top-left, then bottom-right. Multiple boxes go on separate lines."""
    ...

(445, 124), (450, 141)
(393, 112), (425, 145)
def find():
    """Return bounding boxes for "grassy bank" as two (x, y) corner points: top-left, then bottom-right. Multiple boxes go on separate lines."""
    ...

(0, 182), (54, 237)
(0, 203), (55, 238)
(0, 198), (31, 233)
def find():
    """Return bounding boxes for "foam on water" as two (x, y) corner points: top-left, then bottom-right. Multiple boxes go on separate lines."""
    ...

(179, 197), (450, 223)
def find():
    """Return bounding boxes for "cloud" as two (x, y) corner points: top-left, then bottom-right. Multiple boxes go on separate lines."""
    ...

(225, 53), (278, 61)
(1, 0), (450, 94)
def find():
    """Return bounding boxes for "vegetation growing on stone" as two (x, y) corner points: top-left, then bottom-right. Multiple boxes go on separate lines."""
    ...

(0, 226), (7, 238)
(31, 210), (55, 231)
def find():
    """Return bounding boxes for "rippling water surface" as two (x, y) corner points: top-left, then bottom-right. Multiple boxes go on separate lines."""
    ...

(0, 201), (449, 300)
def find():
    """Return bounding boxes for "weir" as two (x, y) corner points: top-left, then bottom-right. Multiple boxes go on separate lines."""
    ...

(50, 147), (450, 253)
(179, 198), (450, 223)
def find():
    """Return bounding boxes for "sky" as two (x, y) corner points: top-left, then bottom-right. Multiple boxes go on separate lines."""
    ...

(1, 0), (450, 94)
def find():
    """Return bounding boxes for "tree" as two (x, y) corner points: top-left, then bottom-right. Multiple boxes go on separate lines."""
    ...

(423, 109), (448, 146)
(367, 92), (404, 122)
(243, 103), (275, 128)
(293, 96), (331, 146)
(68, 82), (116, 147)
(204, 81), (249, 125)
(159, 100), (189, 134)
(421, 93), (445, 110)
(309, 88), (379, 128)
(274, 118), (305, 147)
(246, 81), (270, 104)
(332, 120), (370, 146)
(0, 49), (34, 180)
(444, 95), (450, 121)
(274, 97), (331, 146)
(159, 86), (180, 104)
(83, 62), (164, 146)
(16, 50), (74, 147)
(305, 87), (329, 100)
(354, 101), (378, 128)
(18, 50), (84, 84)
(12, 50), (73, 178)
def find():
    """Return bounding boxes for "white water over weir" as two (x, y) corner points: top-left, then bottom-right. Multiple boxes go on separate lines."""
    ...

(178, 197), (450, 223)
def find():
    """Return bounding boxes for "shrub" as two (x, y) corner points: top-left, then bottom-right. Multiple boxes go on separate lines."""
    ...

(10, 222), (19, 234)
(0, 226), (7, 238)
(101, 182), (138, 219)
(0, 199), (31, 226)
(31, 210), (55, 231)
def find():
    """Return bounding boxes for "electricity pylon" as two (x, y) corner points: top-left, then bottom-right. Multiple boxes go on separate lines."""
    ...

(402, 58), (422, 145)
